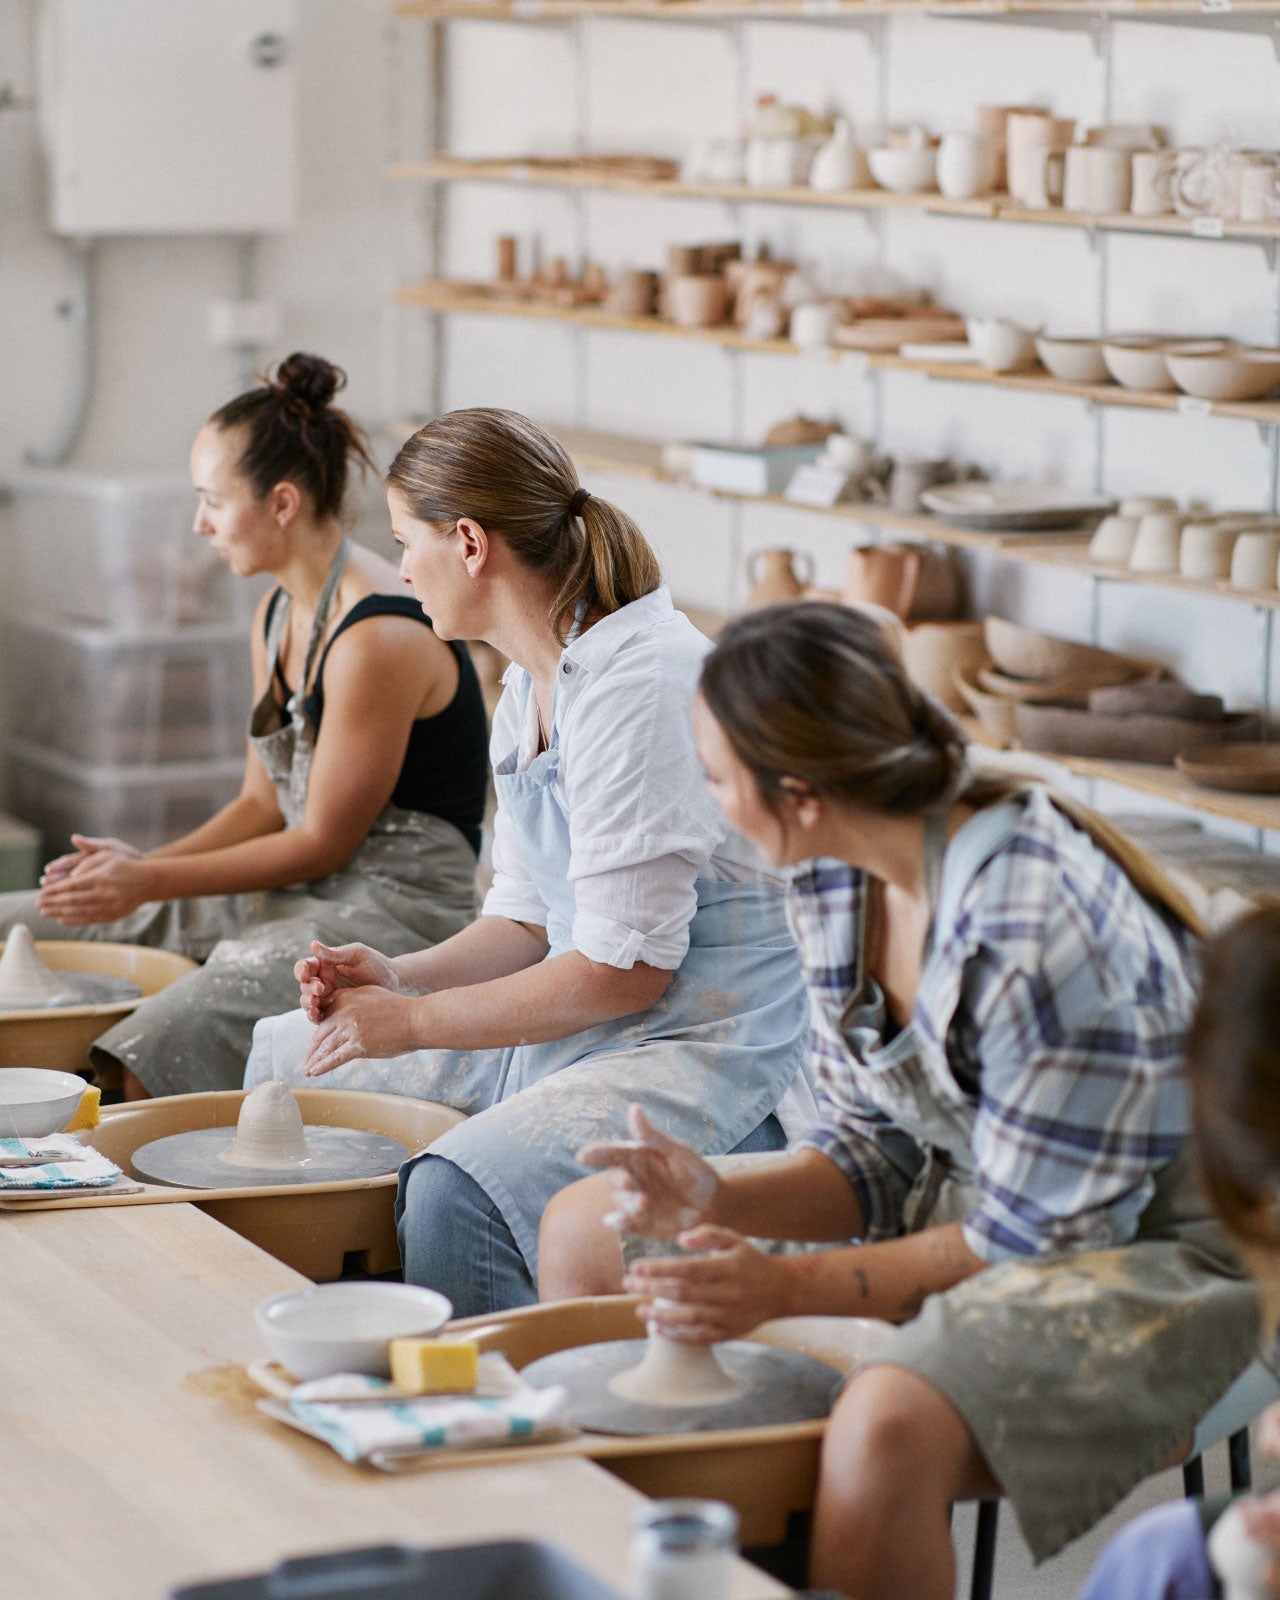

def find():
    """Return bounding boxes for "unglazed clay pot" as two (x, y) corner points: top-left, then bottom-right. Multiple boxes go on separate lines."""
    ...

(747, 549), (814, 609)
(607, 269), (659, 318)
(844, 545), (922, 618)
(667, 274), (729, 328)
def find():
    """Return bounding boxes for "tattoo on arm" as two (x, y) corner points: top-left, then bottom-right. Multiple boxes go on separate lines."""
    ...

(854, 1267), (870, 1300)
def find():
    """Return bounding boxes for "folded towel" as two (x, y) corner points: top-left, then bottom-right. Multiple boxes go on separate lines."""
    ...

(0, 1133), (96, 1167)
(275, 1355), (567, 1463)
(0, 1139), (123, 1190)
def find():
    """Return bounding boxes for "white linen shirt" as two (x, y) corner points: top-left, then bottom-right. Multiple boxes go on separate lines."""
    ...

(481, 587), (776, 970)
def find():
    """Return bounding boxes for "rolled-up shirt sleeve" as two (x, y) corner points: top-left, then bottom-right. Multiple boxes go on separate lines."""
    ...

(560, 649), (726, 970)
(797, 1086), (924, 1242)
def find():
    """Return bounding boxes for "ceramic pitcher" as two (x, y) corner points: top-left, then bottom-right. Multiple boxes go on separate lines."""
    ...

(747, 548), (814, 609)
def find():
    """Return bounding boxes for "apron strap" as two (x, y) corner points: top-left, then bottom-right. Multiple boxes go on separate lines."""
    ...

(265, 539), (352, 717)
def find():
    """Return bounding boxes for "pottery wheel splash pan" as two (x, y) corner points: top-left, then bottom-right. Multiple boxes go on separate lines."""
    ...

(521, 1338), (841, 1436)
(131, 1126), (410, 1189)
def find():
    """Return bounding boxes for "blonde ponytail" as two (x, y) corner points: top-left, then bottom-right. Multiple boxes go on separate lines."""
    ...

(387, 409), (661, 642)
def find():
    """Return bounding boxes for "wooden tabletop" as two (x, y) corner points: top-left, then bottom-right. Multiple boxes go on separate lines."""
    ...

(3, 1204), (787, 1600)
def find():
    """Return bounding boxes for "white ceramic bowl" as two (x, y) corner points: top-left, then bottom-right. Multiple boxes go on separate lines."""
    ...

(867, 145), (938, 195)
(1101, 337), (1178, 393)
(255, 1281), (453, 1380)
(1036, 334), (1111, 385)
(0, 1068), (87, 1139)
(1165, 344), (1280, 403)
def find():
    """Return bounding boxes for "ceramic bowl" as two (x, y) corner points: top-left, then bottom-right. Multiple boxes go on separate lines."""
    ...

(255, 1281), (454, 1380)
(1128, 512), (1184, 574)
(1179, 521), (1239, 581)
(1175, 742), (1280, 794)
(1016, 703), (1259, 765)
(1089, 513), (1141, 564)
(1036, 335), (1111, 385)
(867, 145), (938, 195)
(952, 671), (1019, 747)
(983, 616), (1145, 684)
(901, 621), (988, 714)
(1230, 530), (1280, 592)
(1165, 344), (1280, 403)
(1101, 337), (1178, 393)
(0, 1067), (87, 1139)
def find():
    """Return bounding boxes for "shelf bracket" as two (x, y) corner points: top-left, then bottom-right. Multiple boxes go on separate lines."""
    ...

(1258, 422), (1276, 448)
(1258, 606), (1275, 740)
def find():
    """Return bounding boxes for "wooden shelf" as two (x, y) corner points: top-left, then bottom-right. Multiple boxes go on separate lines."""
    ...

(395, 278), (1280, 427)
(392, 156), (1280, 248)
(396, 0), (1280, 20)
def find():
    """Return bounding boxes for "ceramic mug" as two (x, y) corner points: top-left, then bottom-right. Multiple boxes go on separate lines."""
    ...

(1173, 149), (1217, 217)
(1229, 529), (1280, 592)
(606, 269), (658, 318)
(1086, 146), (1132, 213)
(1179, 520), (1239, 581)
(822, 433), (873, 473)
(888, 456), (950, 513)
(1088, 513), (1141, 564)
(937, 132), (998, 201)
(790, 300), (839, 350)
(1062, 145), (1092, 212)
(844, 545), (922, 617)
(1131, 149), (1178, 217)
(1023, 146), (1068, 209)
(976, 103), (1042, 190)
(1128, 512), (1184, 573)
(667, 274), (728, 328)
(1006, 113), (1076, 203)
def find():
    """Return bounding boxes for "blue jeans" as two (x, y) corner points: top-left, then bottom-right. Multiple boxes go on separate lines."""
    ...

(395, 1113), (787, 1318)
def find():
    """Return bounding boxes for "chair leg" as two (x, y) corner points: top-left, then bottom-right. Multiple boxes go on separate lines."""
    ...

(1183, 1455), (1206, 1498)
(969, 1501), (999, 1600)
(1229, 1428), (1253, 1493)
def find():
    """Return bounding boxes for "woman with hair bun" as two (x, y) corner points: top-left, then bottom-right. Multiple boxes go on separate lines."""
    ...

(540, 600), (1259, 1600)
(7, 354), (489, 1097)
(245, 407), (810, 1318)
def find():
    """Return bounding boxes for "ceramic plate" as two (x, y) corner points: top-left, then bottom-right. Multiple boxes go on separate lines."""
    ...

(921, 482), (1116, 531)
(1175, 743), (1280, 794)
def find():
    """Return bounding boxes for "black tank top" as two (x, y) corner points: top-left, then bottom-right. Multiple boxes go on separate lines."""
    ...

(265, 590), (489, 855)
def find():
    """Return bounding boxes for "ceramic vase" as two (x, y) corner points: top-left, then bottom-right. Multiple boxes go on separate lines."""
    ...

(747, 549), (813, 609)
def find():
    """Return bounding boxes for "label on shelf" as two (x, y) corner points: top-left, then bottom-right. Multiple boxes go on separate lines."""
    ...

(1191, 215), (1226, 239)
(784, 464), (856, 508)
(1177, 396), (1215, 418)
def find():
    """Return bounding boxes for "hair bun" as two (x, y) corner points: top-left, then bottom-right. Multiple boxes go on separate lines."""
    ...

(273, 352), (344, 412)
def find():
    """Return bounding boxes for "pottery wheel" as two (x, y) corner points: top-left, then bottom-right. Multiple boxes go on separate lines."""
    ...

(520, 1339), (841, 1436)
(130, 1126), (410, 1189)
(0, 972), (142, 1012)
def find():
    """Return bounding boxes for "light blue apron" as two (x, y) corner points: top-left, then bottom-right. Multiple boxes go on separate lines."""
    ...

(250, 675), (808, 1270)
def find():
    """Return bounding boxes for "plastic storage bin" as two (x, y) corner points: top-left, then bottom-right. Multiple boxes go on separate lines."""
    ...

(0, 469), (266, 628)
(2, 614), (252, 766)
(5, 741), (244, 857)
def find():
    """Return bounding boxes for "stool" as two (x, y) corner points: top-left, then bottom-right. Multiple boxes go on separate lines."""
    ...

(967, 1356), (1280, 1600)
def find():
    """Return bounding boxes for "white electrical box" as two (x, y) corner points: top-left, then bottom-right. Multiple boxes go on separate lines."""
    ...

(38, 0), (298, 236)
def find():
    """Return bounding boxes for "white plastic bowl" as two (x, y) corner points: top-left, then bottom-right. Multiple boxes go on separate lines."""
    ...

(867, 145), (938, 195)
(0, 1068), (87, 1138)
(255, 1281), (453, 1380)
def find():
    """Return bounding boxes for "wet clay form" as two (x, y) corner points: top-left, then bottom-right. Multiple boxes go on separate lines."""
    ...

(0, 925), (141, 1012)
(521, 1331), (840, 1436)
(129, 1080), (411, 1190)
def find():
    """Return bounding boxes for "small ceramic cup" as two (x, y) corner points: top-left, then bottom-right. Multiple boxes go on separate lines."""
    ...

(1128, 512), (1184, 573)
(1088, 513), (1141, 564)
(1179, 520), (1239, 582)
(667, 274), (729, 328)
(1023, 146), (1068, 209)
(1229, 529), (1280, 592)
(1130, 149), (1178, 217)
(936, 133), (998, 201)
(607, 269), (659, 318)
(790, 300), (839, 350)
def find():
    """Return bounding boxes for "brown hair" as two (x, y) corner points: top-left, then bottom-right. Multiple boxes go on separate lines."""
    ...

(386, 408), (660, 641)
(1187, 904), (1280, 1251)
(209, 352), (375, 521)
(701, 599), (1205, 932)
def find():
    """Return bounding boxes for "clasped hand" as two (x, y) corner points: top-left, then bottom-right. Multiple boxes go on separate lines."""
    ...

(577, 1104), (791, 1344)
(293, 941), (422, 1077)
(35, 835), (151, 925)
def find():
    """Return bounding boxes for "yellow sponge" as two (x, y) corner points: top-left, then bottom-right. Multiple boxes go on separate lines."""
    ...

(63, 1084), (101, 1133)
(389, 1338), (479, 1395)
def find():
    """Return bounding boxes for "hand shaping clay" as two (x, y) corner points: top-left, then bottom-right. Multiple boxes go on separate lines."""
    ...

(221, 1079), (311, 1168)
(608, 1327), (748, 1408)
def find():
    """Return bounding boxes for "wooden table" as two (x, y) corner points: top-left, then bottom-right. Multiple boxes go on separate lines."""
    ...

(2, 1204), (787, 1600)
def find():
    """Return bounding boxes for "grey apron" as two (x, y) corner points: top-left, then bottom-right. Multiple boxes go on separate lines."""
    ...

(1, 540), (479, 1095)
(840, 803), (1260, 1563)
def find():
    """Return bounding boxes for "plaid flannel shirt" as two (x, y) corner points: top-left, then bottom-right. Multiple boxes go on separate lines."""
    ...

(790, 790), (1199, 1263)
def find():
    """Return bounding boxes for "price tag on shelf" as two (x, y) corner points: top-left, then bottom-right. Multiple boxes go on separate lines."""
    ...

(1191, 215), (1226, 239)
(1177, 395), (1214, 418)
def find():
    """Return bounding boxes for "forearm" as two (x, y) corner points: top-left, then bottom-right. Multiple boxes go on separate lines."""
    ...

(712, 1147), (866, 1243)
(140, 824), (354, 899)
(147, 793), (284, 859)
(390, 916), (548, 992)
(777, 1222), (986, 1323)
(401, 948), (670, 1051)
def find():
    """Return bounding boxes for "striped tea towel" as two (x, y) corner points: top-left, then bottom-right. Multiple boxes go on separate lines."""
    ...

(275, 1355), (567, 1463)
(0, 1138), (123, 1190)
(0, 1134), (96, 1167)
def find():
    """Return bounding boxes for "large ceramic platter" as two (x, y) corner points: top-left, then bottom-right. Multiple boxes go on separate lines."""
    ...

(921, 482), (1116, 531)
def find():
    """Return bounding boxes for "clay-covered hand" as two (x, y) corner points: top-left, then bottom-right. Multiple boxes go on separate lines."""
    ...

(577, 1103), (720, 1239)
(624, 1224), (793, 1344)
(301, 985), (420, 1077)
(39, 834), (141, 888)
(1235, 1488), (1280, 1593)
(34, 847), (154, 925)
(294, 940), (408, 1022)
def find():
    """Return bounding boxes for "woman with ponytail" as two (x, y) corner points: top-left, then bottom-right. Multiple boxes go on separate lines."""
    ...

(245, 407), (810, 1317)
(541, 600), (1259, 1600)
(7, 354), (489, 1096)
